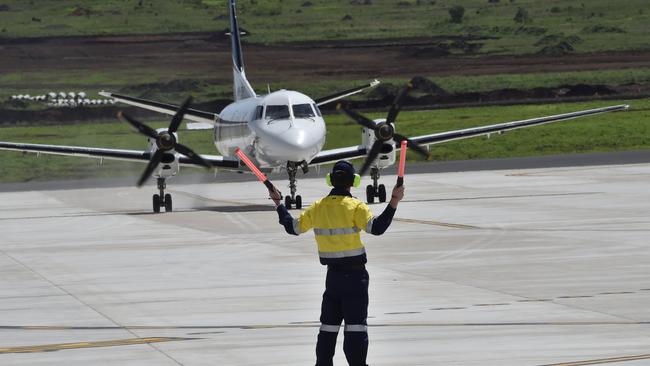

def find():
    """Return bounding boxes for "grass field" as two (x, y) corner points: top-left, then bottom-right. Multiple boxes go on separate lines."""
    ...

(0, 0), (648, 55)
(1, 99), (647, 183)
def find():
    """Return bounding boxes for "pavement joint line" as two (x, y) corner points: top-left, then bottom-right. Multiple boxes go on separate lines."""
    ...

(383, 265), (642, 324)
(401, 192), (602, 203)
(2, 321), (649, 332)
(0, 337), (195, 355)
(538, 353), (650, 366)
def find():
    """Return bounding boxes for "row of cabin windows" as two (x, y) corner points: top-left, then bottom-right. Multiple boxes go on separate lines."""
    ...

(254, 103), (322, 121)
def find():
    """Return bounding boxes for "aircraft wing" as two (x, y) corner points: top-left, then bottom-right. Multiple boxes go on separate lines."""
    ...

(0, 142), (240, 168)
(410, 104), (629, 146)
(310, 145), (367, 165)
(310, 104), (629, 165)
(99, 92), (218, 125)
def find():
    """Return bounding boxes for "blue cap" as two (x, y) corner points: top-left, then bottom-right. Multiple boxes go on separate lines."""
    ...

(331, 160), (355, 187)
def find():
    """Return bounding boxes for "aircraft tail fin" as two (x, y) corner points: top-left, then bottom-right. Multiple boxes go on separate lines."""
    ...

(229, 0), (256, 101)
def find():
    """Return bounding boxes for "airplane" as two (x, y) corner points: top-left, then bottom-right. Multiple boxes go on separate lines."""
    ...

(0, 0), (629, 213)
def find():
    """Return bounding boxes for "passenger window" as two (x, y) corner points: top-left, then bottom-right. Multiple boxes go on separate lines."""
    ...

(312, 103), (322, 117)
(292, 103), (315, 118)
(254, 106), (263, 120)
(265, 105), (290, 120)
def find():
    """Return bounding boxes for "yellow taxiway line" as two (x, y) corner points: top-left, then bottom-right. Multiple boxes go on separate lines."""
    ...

(0, 337), (192, 354)
(540, 353), (650, 366)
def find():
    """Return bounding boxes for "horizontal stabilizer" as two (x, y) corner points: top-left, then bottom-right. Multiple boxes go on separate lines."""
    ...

(316, 80), (380, 106)
(99, 92), (217, 124)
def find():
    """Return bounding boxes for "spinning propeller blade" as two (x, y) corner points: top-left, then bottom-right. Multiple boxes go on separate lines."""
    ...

(175, 143), (211, 168)
(337, 103), (377, 130)
(118, 111), (158, 139)
(138, 149), (165, 187)
(359, 140), (384, 176)
(168, 96), (193, 133)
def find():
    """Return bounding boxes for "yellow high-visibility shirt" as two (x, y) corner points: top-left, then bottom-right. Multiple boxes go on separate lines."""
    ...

(295, 194), (374, 264)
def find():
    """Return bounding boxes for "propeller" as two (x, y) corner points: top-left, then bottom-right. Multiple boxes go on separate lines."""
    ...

(337, 78), (431, 176)
(118, 96), (211, 187)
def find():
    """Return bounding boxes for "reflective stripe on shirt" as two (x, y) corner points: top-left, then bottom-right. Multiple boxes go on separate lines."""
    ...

(319, 247), (366, 258)
(314, 227), (361, 236)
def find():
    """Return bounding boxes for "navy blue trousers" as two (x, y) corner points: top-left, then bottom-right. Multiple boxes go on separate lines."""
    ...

(316, 267), (369, 366)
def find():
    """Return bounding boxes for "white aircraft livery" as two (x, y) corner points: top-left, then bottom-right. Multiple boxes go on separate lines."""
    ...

(0, 0), (629, 212)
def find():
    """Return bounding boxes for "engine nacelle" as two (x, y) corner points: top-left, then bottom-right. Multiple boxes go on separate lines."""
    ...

(147, 130), (180, 179)
(362, 118), (396, 170)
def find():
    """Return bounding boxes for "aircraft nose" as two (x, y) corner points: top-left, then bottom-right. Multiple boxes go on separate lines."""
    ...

(257, 119), (325, 163)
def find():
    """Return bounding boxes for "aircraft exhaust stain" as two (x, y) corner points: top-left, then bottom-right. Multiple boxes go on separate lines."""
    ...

(394, 217), (479, 229)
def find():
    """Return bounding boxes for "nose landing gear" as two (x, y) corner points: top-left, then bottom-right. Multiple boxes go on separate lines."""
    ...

(153, 177), (173, 213)
(365, 167), (386, 204)
(284, 161), (307, 210)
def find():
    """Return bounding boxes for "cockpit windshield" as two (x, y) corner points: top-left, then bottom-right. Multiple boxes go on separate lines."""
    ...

(265, 105), (290, 120)
(292, 103), (316, 118)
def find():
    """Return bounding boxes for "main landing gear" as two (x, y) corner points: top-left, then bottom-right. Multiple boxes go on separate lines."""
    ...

(152, 177), (173, 213)
(285, 161), (308, 210)
(366, 167), (386, 204)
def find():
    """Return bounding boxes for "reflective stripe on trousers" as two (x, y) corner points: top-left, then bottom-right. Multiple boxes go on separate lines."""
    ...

(344, 324), (368, 332)
(320, 324), (341, 333)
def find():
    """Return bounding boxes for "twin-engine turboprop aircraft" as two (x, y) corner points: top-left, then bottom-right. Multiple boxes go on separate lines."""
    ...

(0, 0), (629, 212)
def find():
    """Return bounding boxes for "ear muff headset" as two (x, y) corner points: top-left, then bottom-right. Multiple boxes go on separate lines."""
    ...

(326, 173), (361, 188)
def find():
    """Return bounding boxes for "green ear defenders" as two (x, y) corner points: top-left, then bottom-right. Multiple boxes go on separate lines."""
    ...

(326, 173), (361, 188)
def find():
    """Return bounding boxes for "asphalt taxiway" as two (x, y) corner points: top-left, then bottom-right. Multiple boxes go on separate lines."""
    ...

(1, 158), (649, 365)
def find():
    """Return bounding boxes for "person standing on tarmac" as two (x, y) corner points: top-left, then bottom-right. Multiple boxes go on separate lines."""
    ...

(270, 160), (404, 366)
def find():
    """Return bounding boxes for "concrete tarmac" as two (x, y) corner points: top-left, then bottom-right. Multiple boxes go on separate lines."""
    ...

(1, 162), (649, 365)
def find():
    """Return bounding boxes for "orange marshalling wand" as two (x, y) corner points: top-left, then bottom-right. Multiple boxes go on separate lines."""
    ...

(397, 140), (407, 187)
(235, 148), (276, 191)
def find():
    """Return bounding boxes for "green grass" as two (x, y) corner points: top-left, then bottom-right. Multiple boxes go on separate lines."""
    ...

(1, 99), (648, 183)
(0, 0), (648, 55)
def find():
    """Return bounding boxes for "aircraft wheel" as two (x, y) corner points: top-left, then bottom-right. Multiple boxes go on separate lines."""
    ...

(164, 194), (172, 212)
(366, 185), (375, 204)
(285, 195), (293, 210)
(153, 194), (161, 213)
(295, 195), (302, 210)
(378, 184), (386, 203)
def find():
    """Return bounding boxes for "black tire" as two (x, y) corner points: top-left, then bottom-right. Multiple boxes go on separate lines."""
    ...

(295, 195), (302, 210)
(285, 195), (293, 210)
(164, 194), (172, 212)
(153, 194), (161, 213)
(378, 184), (387, 203)
(366, 185), (375, 204)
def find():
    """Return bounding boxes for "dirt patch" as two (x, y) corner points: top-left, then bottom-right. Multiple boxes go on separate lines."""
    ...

(1, 33), (649, 83)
